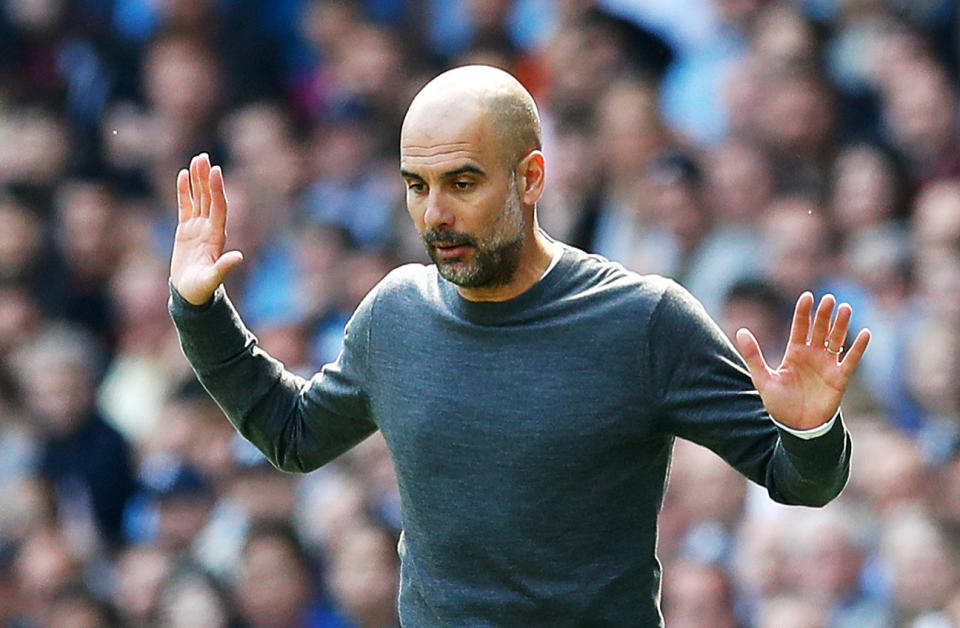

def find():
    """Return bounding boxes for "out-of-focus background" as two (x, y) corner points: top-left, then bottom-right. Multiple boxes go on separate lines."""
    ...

(0, 0), (958, 626)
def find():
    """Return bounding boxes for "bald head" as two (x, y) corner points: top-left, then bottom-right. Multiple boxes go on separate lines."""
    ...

(402, 65), (541, 168)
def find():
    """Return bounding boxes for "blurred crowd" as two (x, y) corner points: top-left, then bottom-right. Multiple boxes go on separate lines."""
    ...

(0, 0), (958, 626)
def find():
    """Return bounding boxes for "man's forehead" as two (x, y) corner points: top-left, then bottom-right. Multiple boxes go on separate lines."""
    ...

(400, 116), (498, 172)
(401, 141), (473, 162)
(402, 97), (487, 140)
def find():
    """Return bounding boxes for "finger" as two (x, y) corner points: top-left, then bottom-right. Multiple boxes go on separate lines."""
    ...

(736, 328), (771, 388)
(788, 292), (815, 346)
(198, 153), (212, 218)
(213, 250), (244, 280)
(177, 169), (192, 222)
(189, 154), (201, 208)
(840, 328), (871, 377)
(209, 165), (228, 230)
(826, 302), (852, 354)
(809, 294), (836, 348)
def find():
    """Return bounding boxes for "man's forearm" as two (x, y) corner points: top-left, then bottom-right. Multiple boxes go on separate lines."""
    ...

(765, 414), (851, 507)
(168, 284), (376, 472)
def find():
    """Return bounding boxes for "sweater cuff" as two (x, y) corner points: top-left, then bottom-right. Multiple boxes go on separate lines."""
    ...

(771, 412), (838, 440)
(776, 411), (847, 463)
(168, 282), (254, 369)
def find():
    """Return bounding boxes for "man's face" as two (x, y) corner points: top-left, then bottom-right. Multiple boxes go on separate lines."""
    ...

(400, 104), (526, 288)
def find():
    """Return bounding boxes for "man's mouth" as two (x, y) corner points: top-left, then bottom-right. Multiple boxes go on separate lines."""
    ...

(432, 243), (471, 259)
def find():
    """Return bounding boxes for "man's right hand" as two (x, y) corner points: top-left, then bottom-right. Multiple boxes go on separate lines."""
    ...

(170, 153), (244, 306)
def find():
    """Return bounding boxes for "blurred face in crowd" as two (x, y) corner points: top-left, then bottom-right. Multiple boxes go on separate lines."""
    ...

(757, 74), (834, 156)
(237, 532), (311, 628)
(110, 254), (172, 333)
(597, 80), (665, 183)
(221, 103), (301, 206)
(54, 181), (120, 282)
(15, 529), (78, 623)
(757, 595), (826, 628)
(669, 439), (747, 528)
(156, 573), (229, 628)
(722, 289), (786, 364)
(4, 0), (65, 33)
(715, 0), (763, 29)
(0, 108), (71, 186)
(753, 4), (818, 70)
(938, 456), (960, 530)
(400, 67), (543, 293)
(545, 23), (621, 115)
(646, 160), (708, 254)
(24, 364), (92, 435)
(792, 509), (866, 604)
(662, 560), (738, 628)
(733, 515), (791, 598)
(830, 144), (899, 232)
(912, 181), (960, 249)
(851, 428), (930, 514)
(884, 62), (957, 163)
(914, 248), (960, 321)
(0, 198), (43, 282)
(157, 491), (212, 552)
(46, 590), (113, 628)
(334, 25), (403, 103)
(764, 196), (830, 296)
(883, 511), (958, 614)
(144, 36), (220, 122)
(705, 140), (773, 225)
(723, 57), (766, 138)
(13, 326), (99, 436)
(230, 466), (299, 523)
(0, 285), (40, 355)
(906, 319), (959, 417)
(114, 546), (173, 625)
(328, 526), (400, 627)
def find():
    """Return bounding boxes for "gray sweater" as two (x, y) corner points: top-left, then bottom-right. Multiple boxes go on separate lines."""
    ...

(170, 243), (850, 627)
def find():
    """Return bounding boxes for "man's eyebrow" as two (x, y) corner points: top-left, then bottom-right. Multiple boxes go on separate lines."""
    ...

(442, 165), (486, 179)
(399, 165), (487, 180)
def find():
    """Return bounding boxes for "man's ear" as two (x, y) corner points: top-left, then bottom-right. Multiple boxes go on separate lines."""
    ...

(517, 150), (546, 205)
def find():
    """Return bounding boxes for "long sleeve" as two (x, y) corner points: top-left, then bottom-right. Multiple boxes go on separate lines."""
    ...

(649, 281), (850, 507)
(169, 284), (378, 473)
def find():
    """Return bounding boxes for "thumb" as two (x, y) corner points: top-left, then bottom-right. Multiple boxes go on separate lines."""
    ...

(736, 328), (770, 386)
(213, 250), (244, 279)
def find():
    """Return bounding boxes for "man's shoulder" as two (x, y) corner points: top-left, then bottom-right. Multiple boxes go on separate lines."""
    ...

(559, 243), (681, 306)
(375, 262), (435, 295)
(363, 262), (439, 312)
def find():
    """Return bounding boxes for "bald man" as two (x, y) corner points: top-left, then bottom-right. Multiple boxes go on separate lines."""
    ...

(169, 66), (869, 626)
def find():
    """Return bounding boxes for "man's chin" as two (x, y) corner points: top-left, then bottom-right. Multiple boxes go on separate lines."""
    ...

(436, 260), (480, 286)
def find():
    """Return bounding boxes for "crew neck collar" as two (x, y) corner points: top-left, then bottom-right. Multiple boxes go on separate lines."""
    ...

(439, 243), (575, 326)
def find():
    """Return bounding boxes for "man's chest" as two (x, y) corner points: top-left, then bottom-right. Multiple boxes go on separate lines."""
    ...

(369, 322), (658, 483)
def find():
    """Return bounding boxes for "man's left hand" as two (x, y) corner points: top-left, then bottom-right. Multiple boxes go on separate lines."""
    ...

(735, 292), (871, 432)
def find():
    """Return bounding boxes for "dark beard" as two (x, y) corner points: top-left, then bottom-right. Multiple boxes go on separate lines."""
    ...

(424, 227), (524, 288)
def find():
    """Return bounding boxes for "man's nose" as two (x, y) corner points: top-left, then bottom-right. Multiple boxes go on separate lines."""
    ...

(424, 191), (453, 229)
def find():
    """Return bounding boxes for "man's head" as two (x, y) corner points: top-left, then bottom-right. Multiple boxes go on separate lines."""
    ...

(400, 65), (545, 290)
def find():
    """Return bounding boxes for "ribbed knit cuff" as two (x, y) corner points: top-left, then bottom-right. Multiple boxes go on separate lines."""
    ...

(168, 282), (253, 370)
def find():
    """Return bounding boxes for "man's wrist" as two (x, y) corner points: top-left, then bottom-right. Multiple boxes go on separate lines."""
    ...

(169, 280), (217, 311)
(771, 412), (839, 440)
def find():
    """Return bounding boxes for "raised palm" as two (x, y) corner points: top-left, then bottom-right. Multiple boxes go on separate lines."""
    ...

(735, 293), (871, 431)
(170, 153), (244, 305)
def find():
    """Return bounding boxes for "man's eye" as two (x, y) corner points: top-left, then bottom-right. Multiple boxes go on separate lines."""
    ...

(407, 182), (425, 192)
(454, 180), (473, 190)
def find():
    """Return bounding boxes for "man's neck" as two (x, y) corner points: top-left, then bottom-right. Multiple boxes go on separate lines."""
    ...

(457, 229), (555, 302)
